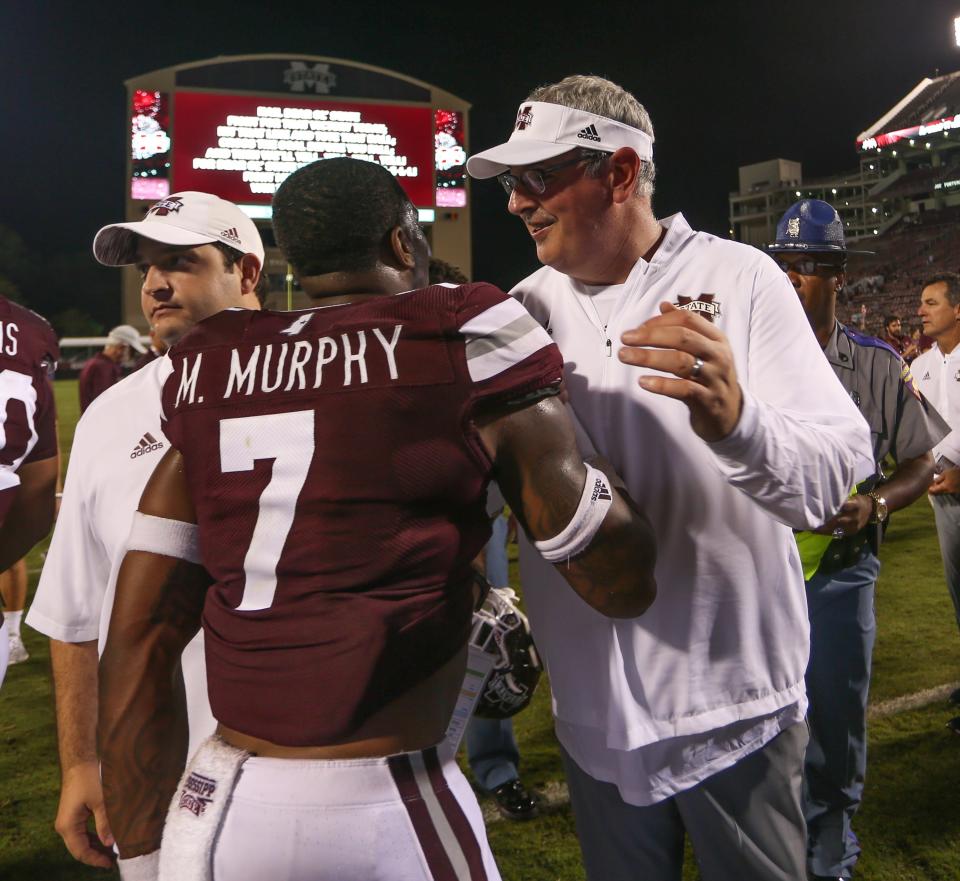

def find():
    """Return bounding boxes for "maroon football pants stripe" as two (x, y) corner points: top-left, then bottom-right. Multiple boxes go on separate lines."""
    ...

(389, 751), (459, 881)
(387, 747), (487, 881)
(422, 748), (488, 881)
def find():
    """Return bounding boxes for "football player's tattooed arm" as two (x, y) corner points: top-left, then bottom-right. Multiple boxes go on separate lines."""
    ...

(476, 396), (657, 618)
(0, 453), (58, 571)
(98, 449), (211, 859)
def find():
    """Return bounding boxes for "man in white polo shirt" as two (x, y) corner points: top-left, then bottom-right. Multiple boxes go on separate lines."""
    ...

(913, 270), (960, 734)
(468, 75), (874, 880)
(27, 192), (263, 870)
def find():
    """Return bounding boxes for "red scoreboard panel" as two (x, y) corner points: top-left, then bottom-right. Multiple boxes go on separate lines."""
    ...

(172, 91), (434, 207)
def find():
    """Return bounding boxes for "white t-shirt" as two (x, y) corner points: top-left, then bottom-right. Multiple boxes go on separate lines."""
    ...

(912, 342), (960, 463)
(512, 213), (874, 805)
(27, 356), (215, 755)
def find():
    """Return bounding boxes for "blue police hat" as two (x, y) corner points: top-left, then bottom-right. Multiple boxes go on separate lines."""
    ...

(766, 199), (873, 255)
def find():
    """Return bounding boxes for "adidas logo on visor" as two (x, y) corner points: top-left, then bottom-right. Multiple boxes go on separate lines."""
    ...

(577, 124), (601, 142)
(220, 227), (241, 246)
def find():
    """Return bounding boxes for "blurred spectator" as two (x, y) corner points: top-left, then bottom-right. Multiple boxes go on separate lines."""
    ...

(77, 325), (145, 412)
(130, 328), (167, 373)
(882, 315), (918, 360)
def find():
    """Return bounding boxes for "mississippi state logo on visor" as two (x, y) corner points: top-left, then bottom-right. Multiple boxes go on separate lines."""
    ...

(149, 196), (185, 216)
(515, 105), (534, 131)
(675, 294), (721, 323)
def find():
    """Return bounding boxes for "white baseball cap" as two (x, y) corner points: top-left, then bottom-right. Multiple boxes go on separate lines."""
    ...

(107, 324), (147, 354)
(467, 101), (654, 179)
(93, 192), (265, 267)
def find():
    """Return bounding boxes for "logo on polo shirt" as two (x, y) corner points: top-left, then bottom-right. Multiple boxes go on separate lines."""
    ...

(130, 432), (164, 459)
(674, 294), (722, 323)
(577, 124), (601, 142)
(515, 105), (534, 131)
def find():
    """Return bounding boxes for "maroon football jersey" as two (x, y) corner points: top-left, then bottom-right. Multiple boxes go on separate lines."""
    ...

(0, 297), (59, 522)
(161, 283), (561, 746)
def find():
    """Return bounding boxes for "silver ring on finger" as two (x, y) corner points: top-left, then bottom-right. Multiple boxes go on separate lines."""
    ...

(832, 526), (845, 540)
(690, 357), (704, 380)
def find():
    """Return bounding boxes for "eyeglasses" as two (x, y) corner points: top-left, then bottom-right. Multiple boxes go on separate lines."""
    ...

(498, 153), (601, 196)
(774, 257), (845, 276)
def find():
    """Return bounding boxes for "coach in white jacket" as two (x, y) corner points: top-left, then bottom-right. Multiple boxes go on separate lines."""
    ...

(468, 75), (873, 881)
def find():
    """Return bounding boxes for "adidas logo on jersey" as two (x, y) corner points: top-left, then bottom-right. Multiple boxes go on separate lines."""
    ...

(922, 371), (931, 380)
(591, 477), (612, 502)
(130, 432), (164, 459)
(577, 124), (601, 142)
(220, 227), (242, 246)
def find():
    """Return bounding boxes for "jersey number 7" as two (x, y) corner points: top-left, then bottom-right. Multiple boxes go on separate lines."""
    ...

(219, 410), (315, 611)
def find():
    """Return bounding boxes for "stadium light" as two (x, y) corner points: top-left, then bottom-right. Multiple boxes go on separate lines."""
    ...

(954, 15), (960, 46)
(832, 188), (838, 194)
(795, 190), (801, 197)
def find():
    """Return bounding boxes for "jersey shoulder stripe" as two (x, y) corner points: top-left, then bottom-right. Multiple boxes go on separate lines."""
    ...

(458, 296), (553, 383)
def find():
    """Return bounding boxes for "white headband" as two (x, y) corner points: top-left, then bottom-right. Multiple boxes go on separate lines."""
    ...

(467, 101), (654, 179)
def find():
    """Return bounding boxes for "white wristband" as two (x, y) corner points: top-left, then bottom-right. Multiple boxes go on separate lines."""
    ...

(127, 512), (202, 565)
(118, 850), (160, 881)
(534, 463), (614, 563)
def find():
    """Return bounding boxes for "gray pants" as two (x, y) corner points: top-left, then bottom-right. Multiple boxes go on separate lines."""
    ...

(931, 493), (960, 631)
(561, 722), (808, 881)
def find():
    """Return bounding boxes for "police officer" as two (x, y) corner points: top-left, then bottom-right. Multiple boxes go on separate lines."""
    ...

(767, 199), (949, 881)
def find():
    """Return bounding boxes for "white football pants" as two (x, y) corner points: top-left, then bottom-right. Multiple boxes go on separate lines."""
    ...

(211, 745), (502, 881)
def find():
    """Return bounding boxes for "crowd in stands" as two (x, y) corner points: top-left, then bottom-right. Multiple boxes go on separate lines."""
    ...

(837, 212), (960, 353)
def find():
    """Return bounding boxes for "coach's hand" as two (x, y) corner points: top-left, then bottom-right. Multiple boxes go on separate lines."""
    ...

(813, 495), (873, 536)
(929, 466), (960, 495)
(619, 302), (743, 443)
(55, 760), (115, 869)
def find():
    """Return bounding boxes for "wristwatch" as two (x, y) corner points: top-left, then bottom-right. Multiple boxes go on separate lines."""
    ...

(866, 491), (889, 524)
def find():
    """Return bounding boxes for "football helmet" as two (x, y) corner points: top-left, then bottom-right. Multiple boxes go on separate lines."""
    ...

(470, 587), (542, 719)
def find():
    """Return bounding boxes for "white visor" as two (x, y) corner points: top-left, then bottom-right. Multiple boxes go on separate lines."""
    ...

(467, 101), (654, 179)
(93, 191), (265, 267)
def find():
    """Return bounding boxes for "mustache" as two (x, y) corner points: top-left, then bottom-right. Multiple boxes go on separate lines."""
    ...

(520, 210), (557, 227)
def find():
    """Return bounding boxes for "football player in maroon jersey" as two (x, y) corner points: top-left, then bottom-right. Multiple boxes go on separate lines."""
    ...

(0, 295), (59, 685)
(99, 158), (658, 881)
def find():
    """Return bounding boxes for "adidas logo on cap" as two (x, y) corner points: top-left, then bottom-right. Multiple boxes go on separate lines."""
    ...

(130, 432), (164, 459)
(577, 124), (601, 142)
(220, 227), (242, 246)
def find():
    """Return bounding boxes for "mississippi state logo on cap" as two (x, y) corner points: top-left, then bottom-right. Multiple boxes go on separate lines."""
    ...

(148, 197), (185, 217)
(515, 105), (534, 131)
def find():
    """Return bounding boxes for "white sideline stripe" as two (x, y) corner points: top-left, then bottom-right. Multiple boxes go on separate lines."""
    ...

(868, 680), (960, 719)
(481, 682), (960, 826)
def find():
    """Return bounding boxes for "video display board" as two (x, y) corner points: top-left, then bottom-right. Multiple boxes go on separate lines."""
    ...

(170, 91), (434, 206)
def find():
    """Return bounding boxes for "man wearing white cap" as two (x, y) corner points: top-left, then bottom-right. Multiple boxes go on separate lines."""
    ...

(468, 75), (874, 880)
(77, 325), (146, 413)
(27, 191), (263, 870)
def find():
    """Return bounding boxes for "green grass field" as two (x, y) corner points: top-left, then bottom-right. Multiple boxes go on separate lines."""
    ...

(1, 380), (959, 879)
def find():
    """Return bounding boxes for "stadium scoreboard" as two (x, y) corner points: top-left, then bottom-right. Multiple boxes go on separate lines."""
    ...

(123, 54), (471, 324)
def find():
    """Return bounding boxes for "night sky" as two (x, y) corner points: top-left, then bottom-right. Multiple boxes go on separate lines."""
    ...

(5, 0), (960, 304)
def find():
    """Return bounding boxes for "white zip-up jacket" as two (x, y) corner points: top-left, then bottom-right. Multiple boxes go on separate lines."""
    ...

(912, 341), (960, 464)
(512, 213), (873, 804)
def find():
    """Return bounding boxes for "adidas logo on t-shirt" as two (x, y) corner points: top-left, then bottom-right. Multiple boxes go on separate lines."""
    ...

(577, 124), (601, 142)
(220, 227), (242, 246)
(130, 431), (164, 459)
